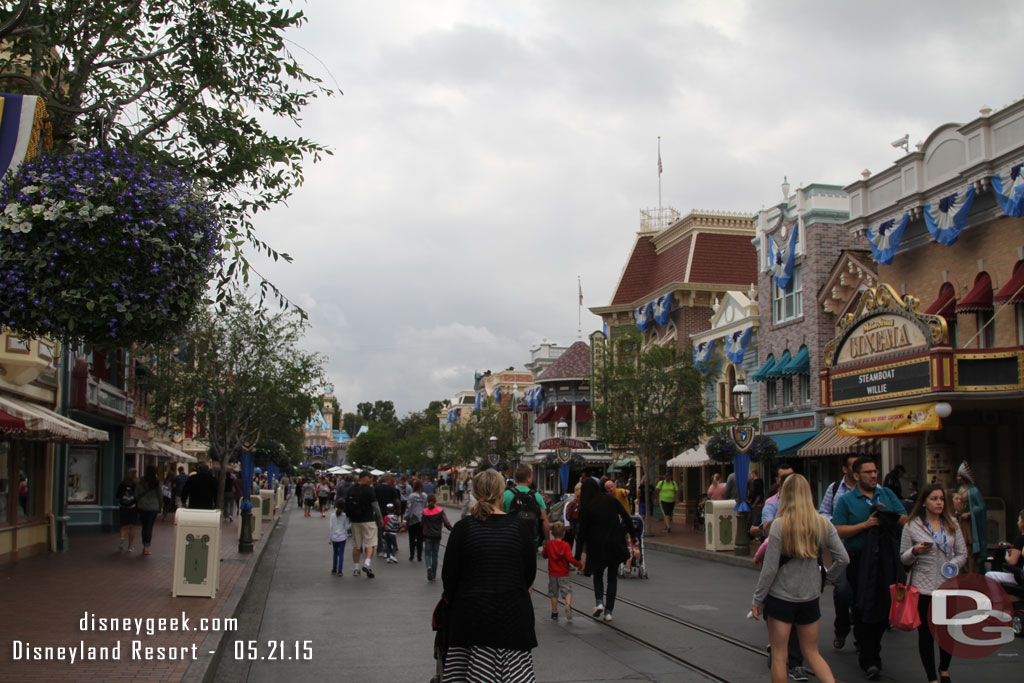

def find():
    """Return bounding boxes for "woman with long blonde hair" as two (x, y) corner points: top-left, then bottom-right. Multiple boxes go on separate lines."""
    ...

(752, 474), (848, 683)
(439, 469), (538, 681)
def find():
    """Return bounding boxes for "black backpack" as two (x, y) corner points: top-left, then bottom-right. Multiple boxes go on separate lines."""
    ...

(509, 487), (542, 539)
(345, 485), (372, 522)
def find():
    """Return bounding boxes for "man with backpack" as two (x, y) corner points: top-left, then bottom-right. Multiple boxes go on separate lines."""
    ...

(502, 465), (549, 548)
(345, 471), (382, 578)
(818, 453), (859, 653)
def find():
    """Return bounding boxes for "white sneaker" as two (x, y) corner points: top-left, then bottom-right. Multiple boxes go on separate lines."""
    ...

(565, 605), (573, 622)
(593, 603), (604, 617)
(352, 567), (361, 576)
(603, 611), (613, 622)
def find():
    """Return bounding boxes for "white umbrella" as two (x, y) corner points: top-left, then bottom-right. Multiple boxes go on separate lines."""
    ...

(667, 442), (711, 468)
(370, 468), (385, 476)
(326, 466), (345, 474)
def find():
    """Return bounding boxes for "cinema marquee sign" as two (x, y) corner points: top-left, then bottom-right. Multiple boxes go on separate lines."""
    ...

(823, 284), (948, 405)
(836, 314), (927, 364)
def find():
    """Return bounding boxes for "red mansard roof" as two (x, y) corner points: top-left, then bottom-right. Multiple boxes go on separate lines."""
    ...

(610, 232), (756, 306)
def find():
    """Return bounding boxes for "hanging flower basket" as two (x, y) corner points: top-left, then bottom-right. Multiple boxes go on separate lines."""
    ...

(748, 435), (778, 463)
(0, 148), (220, 344)
(706, 434), (737, 463)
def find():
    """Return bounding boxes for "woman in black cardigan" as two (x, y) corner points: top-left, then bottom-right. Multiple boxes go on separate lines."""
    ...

(576, 477), (636, 623)
(441, 468), (537, 682)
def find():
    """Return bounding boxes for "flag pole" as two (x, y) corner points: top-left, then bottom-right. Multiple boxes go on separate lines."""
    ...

(577, 275), (583, 340)
(657, 136), (663, 212)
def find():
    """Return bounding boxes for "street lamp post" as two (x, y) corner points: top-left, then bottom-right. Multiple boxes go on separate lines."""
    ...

(487, 435), (498, 468)
(730, 378), (754, 556)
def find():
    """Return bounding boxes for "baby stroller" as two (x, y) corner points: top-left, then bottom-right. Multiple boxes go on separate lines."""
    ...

(619, 515), (648, 579)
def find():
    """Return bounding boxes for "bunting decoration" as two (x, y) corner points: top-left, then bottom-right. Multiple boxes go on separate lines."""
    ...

(634, 301), (653, 332)
(474, 390), (486, 411)
(447, 408), (458, 424)
(992, 163), (1024, 218)
(652, 293), (672, 326)
(769, 222), (799, 289)
(493, 386), (501, 404)
(693, 339), (714, 371)
(866, 212), (910, 265)
(725, 327), (752, 364)
(924, 186), (976, 246)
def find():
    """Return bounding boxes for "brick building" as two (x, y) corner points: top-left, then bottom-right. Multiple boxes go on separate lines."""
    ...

(817, 100), (1024, 540)
(749, 183), (877, 496)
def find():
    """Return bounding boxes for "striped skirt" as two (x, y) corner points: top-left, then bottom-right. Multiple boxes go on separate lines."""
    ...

(441, 645), (535, 683)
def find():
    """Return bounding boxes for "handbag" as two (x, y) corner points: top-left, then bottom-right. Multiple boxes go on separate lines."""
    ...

(889, 568), (921, 631)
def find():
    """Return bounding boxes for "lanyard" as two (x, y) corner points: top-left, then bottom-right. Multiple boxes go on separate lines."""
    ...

(926, 520), (950, 557)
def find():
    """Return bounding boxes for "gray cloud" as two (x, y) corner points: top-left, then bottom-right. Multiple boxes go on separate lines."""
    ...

(252, 0), (1024, 415)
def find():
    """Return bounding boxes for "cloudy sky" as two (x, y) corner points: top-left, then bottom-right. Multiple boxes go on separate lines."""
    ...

(250, 0), (1023, 416)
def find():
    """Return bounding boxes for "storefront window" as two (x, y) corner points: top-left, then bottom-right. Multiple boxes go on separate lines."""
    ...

(782, 377), (793, 406)
(17, 451), (35, 520)
(0, 443), (9, 525)
(576, 421), (592, 438)
(799, 374), (811, 404)
(976, 310), (995, 348)
(766, 379), (777, 410)
(67, 446), (99, 504)
(1017, 304), (1024, 345)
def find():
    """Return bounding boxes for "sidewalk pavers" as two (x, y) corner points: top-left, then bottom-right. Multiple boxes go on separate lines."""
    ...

(0, 506), (282, 683)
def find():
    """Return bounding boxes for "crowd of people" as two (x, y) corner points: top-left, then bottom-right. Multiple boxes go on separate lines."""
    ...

(748, 455), (1019, 683)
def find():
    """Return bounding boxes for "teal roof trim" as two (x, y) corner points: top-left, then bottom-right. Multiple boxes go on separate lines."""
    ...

(750, 354), (775, 382)
(770, 430), (817, 458)
(762, 350), (791, 379)
(778, 346), (809, 376)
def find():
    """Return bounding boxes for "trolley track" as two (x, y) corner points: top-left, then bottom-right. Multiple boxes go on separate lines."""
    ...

(440, 532), (769, 682)
(532, 563), (768, 683)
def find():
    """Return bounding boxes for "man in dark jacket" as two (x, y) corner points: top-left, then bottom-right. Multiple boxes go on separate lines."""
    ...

(346, 472), (382, 578)
(173, 466), (189, 509)
(181, 464), (219, 510)
(833, 457), (907, 680)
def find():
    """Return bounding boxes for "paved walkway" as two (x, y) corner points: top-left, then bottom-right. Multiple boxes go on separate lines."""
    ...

(0, 503), (282, 683)
(217, 501), (716, 682)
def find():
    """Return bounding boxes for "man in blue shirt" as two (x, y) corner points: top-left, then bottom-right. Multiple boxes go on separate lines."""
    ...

(833, 456), (908, 681)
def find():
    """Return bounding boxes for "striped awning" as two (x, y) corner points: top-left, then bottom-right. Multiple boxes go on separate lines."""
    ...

(153, 440), (197, 463)
(0, 395), (108, 443)
(797, 429), (879, 458)
(667, 443), (711, 468)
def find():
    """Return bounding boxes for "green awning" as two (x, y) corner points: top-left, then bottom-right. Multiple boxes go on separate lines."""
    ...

(769, 430), (817, 458)
(750, 354), (775, 382)
(763, 350), (791, 379)
(607, 458), (636, 472)
(777, 346), (809, 376)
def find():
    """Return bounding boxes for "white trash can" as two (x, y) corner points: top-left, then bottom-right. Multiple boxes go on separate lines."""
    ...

(173, 508), (221, 598)
(704, 499), (737, 551)
(259, 489), (276, 518)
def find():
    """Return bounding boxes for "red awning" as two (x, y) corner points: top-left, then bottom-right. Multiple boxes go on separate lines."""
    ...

(534, 406), (556, 423)
(955, 272), (993, 313)
(995, 261), (1024, 304)
(925, 283), (956, 318)
(0, 409), (27, 434)
(550, 406), (572, 423)
(575, 405), (593, 422)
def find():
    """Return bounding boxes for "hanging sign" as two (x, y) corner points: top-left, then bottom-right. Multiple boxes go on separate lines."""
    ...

(557, 447), (571, 464)
(487, 452), (499, 467)
(538, 437), (591, 450)
(835, 402), (942, 437)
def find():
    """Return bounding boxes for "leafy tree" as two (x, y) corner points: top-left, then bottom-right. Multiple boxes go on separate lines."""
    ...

(591, 329), (706, 530)
(0, 0), (335, 307)
(142, 298), (327, 508)
(341, 411), (364, 437)
(356, 400), (397, 427)
(441, 403), (522, 469)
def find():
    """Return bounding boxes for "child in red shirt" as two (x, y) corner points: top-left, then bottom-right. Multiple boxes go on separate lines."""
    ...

(542, 521), (583, 620)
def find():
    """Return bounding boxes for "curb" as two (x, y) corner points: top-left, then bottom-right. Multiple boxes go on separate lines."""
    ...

(181, 496), (288, 683)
